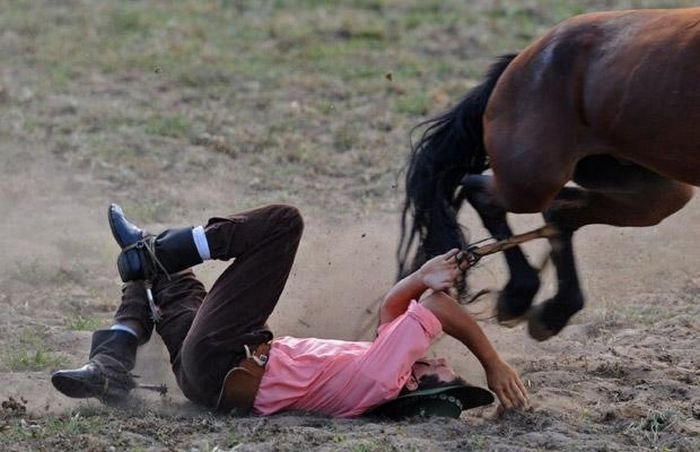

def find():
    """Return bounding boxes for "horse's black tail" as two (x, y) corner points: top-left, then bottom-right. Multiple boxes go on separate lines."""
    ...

(397, 54), (517, 278)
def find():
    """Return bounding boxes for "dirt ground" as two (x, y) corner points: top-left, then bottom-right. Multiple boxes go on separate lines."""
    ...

(1, 1), (699, 451)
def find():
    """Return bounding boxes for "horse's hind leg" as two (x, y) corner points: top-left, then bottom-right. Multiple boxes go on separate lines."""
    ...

(547, 157), (694, 230)
(461, 174), (541, 321)
(528, 157), (694, 340)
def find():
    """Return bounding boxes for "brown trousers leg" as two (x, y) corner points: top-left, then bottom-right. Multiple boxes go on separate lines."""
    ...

(116, 205), (303, 408)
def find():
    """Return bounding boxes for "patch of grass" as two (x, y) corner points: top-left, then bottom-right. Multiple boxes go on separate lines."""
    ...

(224, 429), (240, 448)
(616, 301), (677, 327)
(64, 315), (103, 332)
(122, 199), (178, 224)
(6, 0), (699, 215)
(393, 92), (432, 116)
(399, 4), (461, 30)
(333, 125), (358, 153)
(335, 17), (388, 42)
(144, 115), (189, 138)
(350, 443), (380, 452)
(1, 327), (67, 372)
(625, 410), (680, 449)
(11, 259), (86, 286)
(3, 411), (108, 443)
(591, 361), (627, 379)
(333, 434), (346, 443)
(12, 259), (52, 285)
(107, 8), (148, 36)
(45, 412), (107, 436)
(636, 410), (678, 433)
(176, 66), (233, 88)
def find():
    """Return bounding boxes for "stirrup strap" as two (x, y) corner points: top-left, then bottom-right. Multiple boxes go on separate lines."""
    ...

(122, 235), (169, 322)
(140, 236), (172, 281)
(121, 235), (172, 281)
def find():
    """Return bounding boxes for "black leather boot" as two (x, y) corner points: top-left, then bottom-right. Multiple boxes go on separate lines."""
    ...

(109, 203), (147, 248)
(109, 204), (203, 282)
(51, 329), (138, 405)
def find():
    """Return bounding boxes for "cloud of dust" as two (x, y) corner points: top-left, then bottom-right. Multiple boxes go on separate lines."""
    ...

(0, 140), (109, 279)
(269, 212), (400, 342)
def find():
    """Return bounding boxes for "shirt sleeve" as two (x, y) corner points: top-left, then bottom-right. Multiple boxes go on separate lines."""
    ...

(355, 301), (443, 395)
(376, 300), (443, 339)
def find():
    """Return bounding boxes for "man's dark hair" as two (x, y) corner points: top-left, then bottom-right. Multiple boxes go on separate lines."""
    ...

(399, 373), (468, 396)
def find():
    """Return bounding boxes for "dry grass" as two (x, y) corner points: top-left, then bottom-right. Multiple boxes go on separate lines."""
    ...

(2, 0), (694, 217)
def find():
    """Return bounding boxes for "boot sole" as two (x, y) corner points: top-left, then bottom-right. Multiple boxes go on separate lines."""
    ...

(51, 373), (99, 399)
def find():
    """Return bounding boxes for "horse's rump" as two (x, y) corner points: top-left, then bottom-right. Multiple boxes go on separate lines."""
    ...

(487, 7), (700, 196)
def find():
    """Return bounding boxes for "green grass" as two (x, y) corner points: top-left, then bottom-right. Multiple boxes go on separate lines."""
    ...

(1, 328), (67, 371)
(45, 412), (107, 436)
(2, 411), (108, 443)
(12, 260), (53, 285)
(393, 92), (432, 116)
(3, 0), (698, 211)
(624, 410), (681, 449)
(144, 115), (190, 138)
(122, 199), (179, 224)
(64, 315), (103, 332)
(6, 349), (65, 372)
(11, 260), (87, 287)
(3, 1), (697, 265)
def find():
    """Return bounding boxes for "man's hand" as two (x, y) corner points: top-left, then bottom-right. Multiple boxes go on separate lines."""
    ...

(485, 359), (529, 410)
(380, 249), (466, 324)
(418, 248), (464, 291)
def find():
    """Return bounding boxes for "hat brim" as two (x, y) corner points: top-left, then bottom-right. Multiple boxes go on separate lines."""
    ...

(365, 384), (495, 420)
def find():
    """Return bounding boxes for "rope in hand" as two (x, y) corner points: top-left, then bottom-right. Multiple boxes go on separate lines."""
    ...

(354, 224), (559, 339)
(456, 224), (559, 272)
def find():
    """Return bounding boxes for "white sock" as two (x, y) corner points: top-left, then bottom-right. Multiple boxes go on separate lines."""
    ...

(192, 225), (211, 261)
(110, 324), (138, 338)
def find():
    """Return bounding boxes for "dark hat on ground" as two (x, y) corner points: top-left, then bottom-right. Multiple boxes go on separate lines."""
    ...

(365, 384), (494, 420)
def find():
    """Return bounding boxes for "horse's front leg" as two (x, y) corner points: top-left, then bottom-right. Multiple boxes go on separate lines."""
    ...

(527, 225), (584, 341)
(461, 174), (541, 322)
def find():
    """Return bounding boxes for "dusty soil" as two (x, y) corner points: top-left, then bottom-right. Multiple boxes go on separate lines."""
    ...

(1, 1), (699, 451)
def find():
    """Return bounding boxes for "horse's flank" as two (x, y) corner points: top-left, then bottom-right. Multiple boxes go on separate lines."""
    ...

(486, 7), (700, 213)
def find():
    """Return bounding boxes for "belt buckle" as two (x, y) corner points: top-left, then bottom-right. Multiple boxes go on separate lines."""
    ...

(244, 344), (268, 366)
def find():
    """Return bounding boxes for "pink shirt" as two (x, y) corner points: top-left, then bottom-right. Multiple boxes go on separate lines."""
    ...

(253, 301), (443, 417)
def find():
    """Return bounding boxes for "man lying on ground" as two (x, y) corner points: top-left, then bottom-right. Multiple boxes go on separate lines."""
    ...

(51, 204), (528, 417)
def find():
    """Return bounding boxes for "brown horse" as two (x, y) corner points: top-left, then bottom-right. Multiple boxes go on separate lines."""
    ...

(398, 8), (699, 341)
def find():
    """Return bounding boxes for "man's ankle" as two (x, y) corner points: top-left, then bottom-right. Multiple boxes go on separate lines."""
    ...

(110, 323), (140, 339)
(192, 226), (211, 261)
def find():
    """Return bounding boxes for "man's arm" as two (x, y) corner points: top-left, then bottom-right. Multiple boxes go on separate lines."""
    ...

(379, 248), (528, 409)
(379, 249), (461, 325)
(421, 293), (529, 410)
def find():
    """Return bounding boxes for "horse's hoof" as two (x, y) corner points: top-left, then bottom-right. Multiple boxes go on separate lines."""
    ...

(527, 308), (556, 341)
(496, 302), (527, 324)
(496, 285), (539, 325)
(527, 304), (568, 341)
(496, 299), (529, 327)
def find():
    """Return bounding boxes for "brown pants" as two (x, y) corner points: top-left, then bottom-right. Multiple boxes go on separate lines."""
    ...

(114, 205), (303, 408)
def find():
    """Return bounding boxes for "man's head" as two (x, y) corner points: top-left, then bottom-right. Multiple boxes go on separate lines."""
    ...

(367, 357), (493, 419)
(403, 358), (467, 393)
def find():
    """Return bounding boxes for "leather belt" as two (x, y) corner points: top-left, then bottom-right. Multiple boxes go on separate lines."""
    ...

(215, 342), (271, 414)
